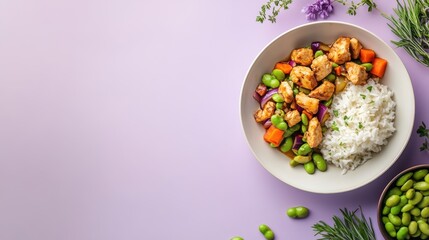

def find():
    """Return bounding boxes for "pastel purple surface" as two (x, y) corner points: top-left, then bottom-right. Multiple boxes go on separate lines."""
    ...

(0, 1), (428, 239)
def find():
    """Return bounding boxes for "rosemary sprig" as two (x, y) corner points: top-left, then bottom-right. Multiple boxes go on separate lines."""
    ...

(385, 0), (429, 67)
(312, 207), (376, 240)
(417, 121), (429, 151)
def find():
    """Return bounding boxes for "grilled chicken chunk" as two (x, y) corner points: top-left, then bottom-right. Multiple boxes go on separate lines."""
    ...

(290, 66), (318, 90)
(284, 110), (301, 127)
(308, 81), (335, 101)
(304, 117), (323, 148)
(295, 92), (319, 114)
(345, 62), (368, 85)
(254, 101), (275, 123)
(291, 48), (314, 66)
(311, 55), (333, 81)
(328, 37), (351, 64)
(278, 81), (294, 103)
(350, 37), (362, 60)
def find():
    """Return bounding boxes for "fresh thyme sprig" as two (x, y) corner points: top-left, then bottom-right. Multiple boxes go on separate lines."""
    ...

(385, 0), (429, 67)
(256, 0), (377, 23)
(417, 121), (429, 151)
(312, 207), (376, 240)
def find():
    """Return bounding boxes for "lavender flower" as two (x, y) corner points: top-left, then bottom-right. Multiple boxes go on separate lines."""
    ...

(302, 0), (334, 21)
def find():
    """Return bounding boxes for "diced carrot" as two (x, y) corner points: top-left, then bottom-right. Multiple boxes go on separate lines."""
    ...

(334, 66), (342, 76)
(360, 49), (376, 63)
(302, 110), (313, 120)
(370, 57), (388, 78)
(275, 62), (293, 74)
(263, 125), (284, 147)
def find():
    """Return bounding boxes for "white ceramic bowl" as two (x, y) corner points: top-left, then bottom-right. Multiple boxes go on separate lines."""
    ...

(240, 21), (415, 194)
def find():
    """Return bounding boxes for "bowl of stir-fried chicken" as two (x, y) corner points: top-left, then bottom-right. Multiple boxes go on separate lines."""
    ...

(240, 21), (414, 194)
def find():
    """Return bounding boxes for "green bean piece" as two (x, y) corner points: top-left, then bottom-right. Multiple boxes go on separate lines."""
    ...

(304, 161), (315, 174)
(280, 137), (293, 153)
(386, 195), (401, 207)
(361, 63), (373, 71)
(396, 172), (414, 186)
(385, 222), (397, 237)
(271, 93), (284, 103)
(272, 69), (285, 80)
(314, 50), (324, 58)
(301, 113), (308, 126)
(396, 226), (409, 240)
(325, 73), (336, 81)
(414, 169), (429, 180)
(313, 153), (327, 172)
(297, 143), (312, 156)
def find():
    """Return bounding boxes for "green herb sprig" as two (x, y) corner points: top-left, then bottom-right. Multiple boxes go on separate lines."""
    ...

(312, 207), (376, 240)
(417, 121), (429, 151)
(256, 0), (377, 23)
(385, 0), (429, 67)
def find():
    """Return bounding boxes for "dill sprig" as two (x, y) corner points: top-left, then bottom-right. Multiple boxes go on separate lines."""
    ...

(385, 0), (429, 67)
(312, 207), (376, 240)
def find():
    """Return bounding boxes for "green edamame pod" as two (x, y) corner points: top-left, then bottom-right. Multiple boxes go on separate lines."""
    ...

(396, 172), (413, 186)
(301, 113), (308, 126)
(314, 50), (324, 58)
(297, 143), (312, 156)
(272, 69), (285, 80)
(414, 169), (429, 180)
(304, 161), (315, 174)
(313, 153), (327, 172)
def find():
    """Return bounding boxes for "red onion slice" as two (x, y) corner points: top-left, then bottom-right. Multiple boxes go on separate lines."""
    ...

(260, 88), (278, 108)
(311, 42), (320, 52)
(317, 104), (328, 123)
(253, 91), (262, 103)
(292, 134), (304, 150)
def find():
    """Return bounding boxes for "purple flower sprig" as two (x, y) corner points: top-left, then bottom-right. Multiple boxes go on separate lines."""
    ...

(302, 0), (334, 20)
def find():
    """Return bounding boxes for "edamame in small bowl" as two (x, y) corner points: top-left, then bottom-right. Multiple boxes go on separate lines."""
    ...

(377, 165), (429, 239)
(240, 21), (414, 194)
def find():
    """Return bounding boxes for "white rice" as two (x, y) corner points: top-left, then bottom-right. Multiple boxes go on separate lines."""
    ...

(319, 79), (396, 173)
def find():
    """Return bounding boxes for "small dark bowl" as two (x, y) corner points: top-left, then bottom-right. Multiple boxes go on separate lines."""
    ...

(377, 164), (429, 239)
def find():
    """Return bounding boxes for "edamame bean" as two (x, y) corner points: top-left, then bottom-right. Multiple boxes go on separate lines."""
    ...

(422, 207), (429, 218)
(275, 102), (284, 110)
(313, 153), (327, 172)
(289, 123), (301, 132)
(299, 87), (310, 94)
(289, 160), (299, 167)
(230, 237), (244, 240)
(263, 231), (274, 240)
(382, 216), (389, 224)
(425, 173), (429, 183)
(271, 93), (284, 103)
(419, 220), (429, 235)
(386, 195), (401, 207)
(410, 192), (424, 205)
(422, 190), (429, 196)
(304, 161), (315, 174)
(399, 195), (408, 207)
(396, 226), (409, 240)
(415, 181), (429, 191)
(414, 169), (429, 180)
(386, 187), (402, 198)
(418, 197), (429, 208)
(293, 155), (312, 164)
(297, 143), (312, 156)
(332, 62), (339, 68)
(389, 213), (402, 226)
(406, 188), (416, 199)
(402, 212), (411, 226)
(361, 63), (373, 71)
(270, 115), (282, 126)
(314, 50), (324, 58)
(382, 206), (391, 215)
(272, 69), (285, 80)
(280, 137), (293, 153)
(411, 207), (421, 217)
(391, 205), (402, 215)
(396, 172), (413, 187)
(323, 97), (333, 107)
(400, 179), (414, 191)
(287, 206), (309, 218)
(301, 124), (307, 134)
(385, 222), (396, 238)
(276, 121), (287, 131)
(325, 73), (336, 81)
(261, 74), (280, 88)
(301, 113), (308, 126)
(409, 221), (418, 235)
(401, 203), (414, 213)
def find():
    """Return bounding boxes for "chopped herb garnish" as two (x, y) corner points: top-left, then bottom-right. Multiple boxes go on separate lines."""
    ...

(367, 86), (373, 92)
(417, 122), (429, 151)
(332, 122), (339, 131)
(360, 94), (366, 99)
(369, 100), (375, 104)
(333, 110), (339, 117)
(359, 122), (363, 129)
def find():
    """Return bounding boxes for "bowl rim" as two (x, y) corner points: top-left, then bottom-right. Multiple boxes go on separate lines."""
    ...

(377, 164), (429, 239)
(239, 20), (415, 194)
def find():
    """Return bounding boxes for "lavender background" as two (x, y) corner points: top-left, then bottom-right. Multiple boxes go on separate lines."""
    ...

(0, 0), (428, 239)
